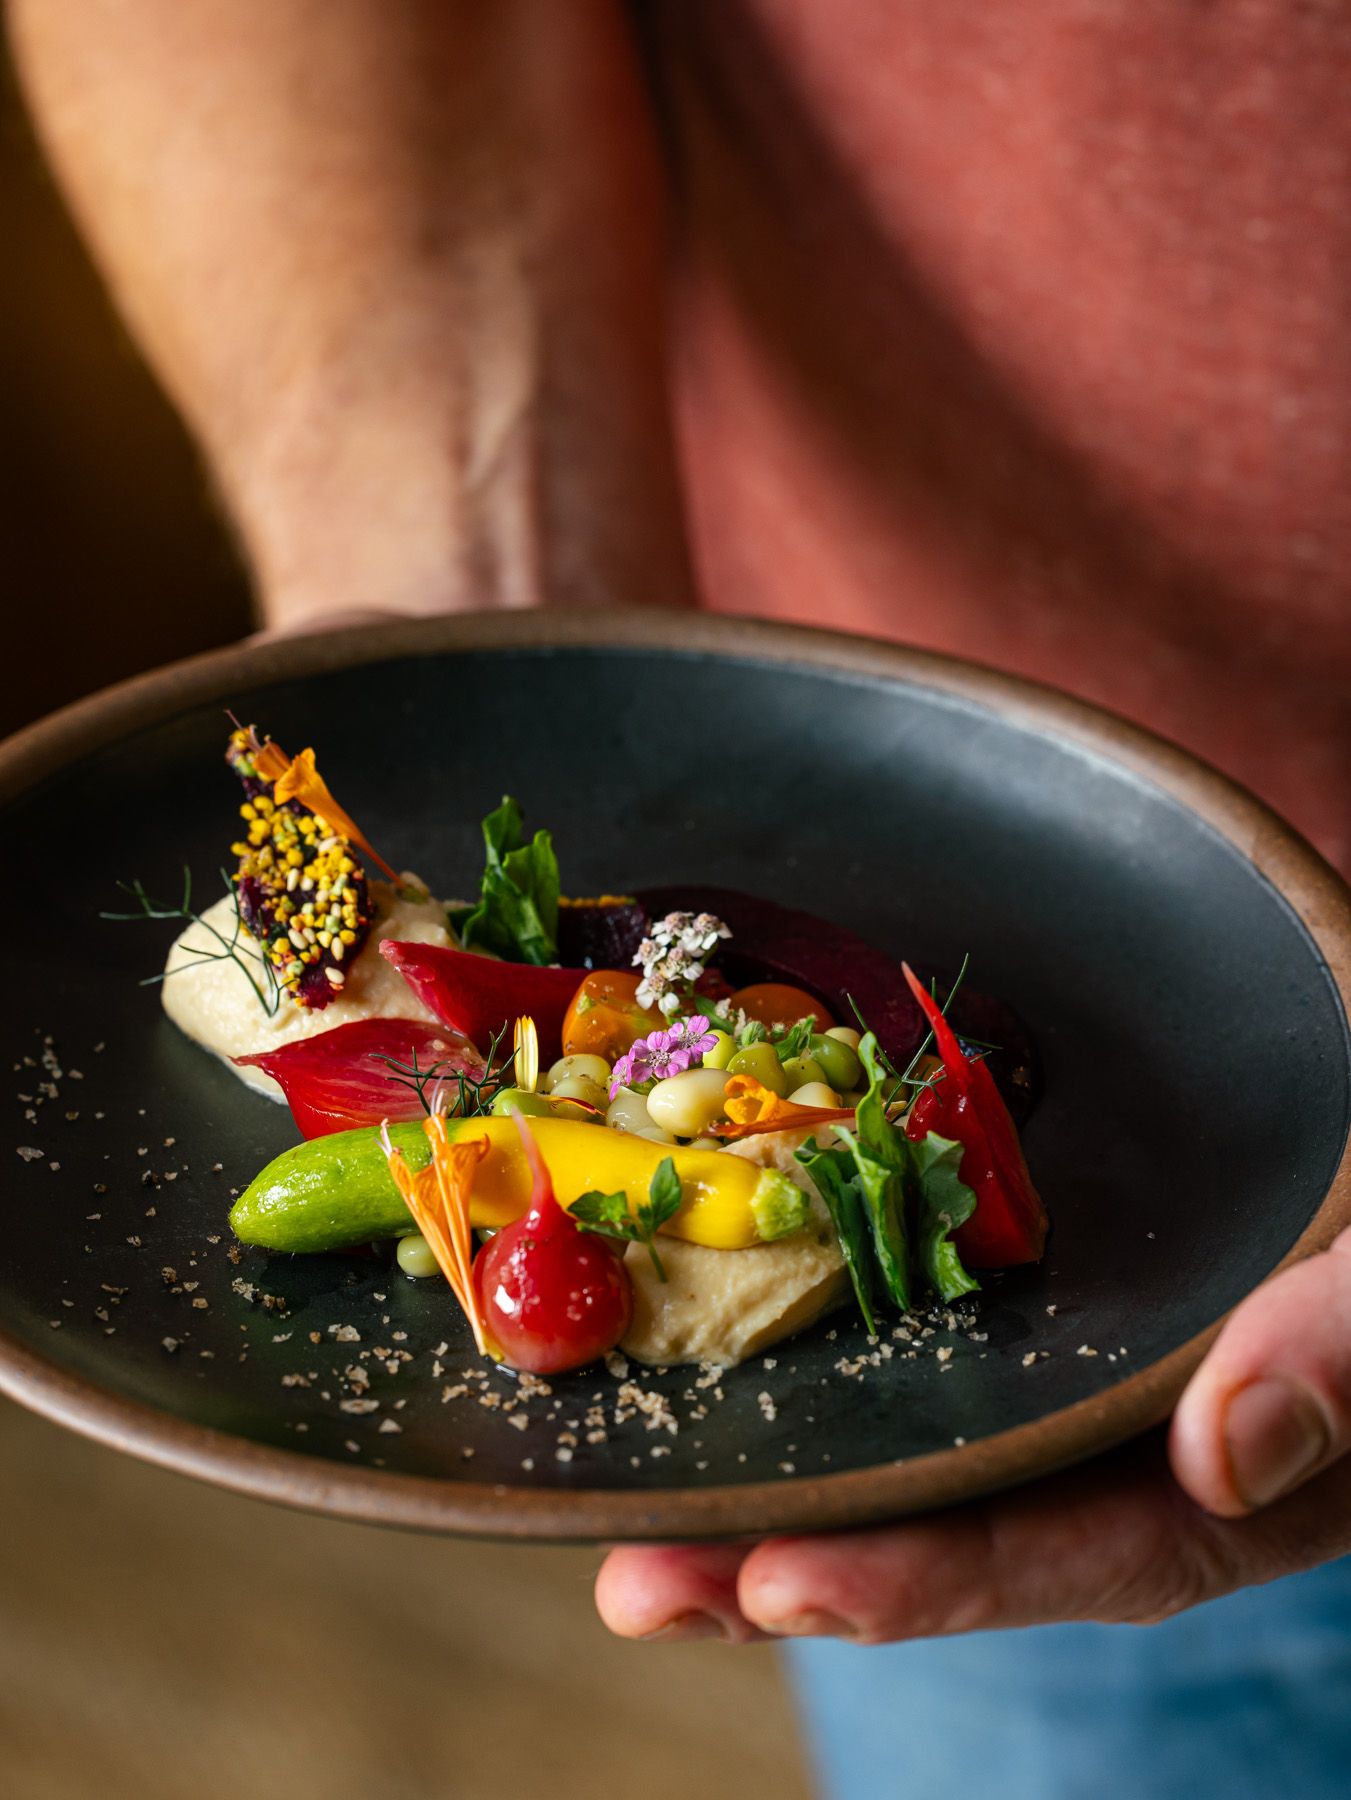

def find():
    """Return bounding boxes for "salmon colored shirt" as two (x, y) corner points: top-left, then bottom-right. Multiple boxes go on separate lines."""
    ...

(648, 2), (1351, 874)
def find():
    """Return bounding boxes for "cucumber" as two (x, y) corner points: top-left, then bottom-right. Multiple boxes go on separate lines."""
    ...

(229, 1121), (431, 1253)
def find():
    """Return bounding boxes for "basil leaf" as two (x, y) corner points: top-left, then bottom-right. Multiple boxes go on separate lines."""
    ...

(645, 1157), (683, 1231)
(571, 1189), (632, 1234)
(909, 1131), (979, 1302)
(450, 797), (560, 965)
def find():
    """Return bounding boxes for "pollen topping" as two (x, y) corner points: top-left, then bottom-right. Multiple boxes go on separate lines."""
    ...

(226, 725), (377, 1010)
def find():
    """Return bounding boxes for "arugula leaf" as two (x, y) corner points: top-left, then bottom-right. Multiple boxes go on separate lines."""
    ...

(572, 1157), (683, 1283)
(449, 797), (560, 966)
(908, 1131), (979, 1302)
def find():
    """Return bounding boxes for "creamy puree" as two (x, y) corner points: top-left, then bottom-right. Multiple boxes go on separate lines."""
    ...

(621, 1130), (847, 1367)
(162, 877), (454, 1098)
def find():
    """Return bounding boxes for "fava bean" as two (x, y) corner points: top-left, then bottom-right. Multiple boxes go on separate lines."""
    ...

(824, 1026), (862, 1050)
(489, 1086), (552, 1118)
(810, 1033), (863, 1092)
(606, 1086), (673, 1143)
(547, 1053), (612, 1090)
(701, 1029), (736, 1071)
(726, 1042), (789, 1096)
(396, 1233), (440, 1278)
(550, 1073), (610, 1111)
(788, 1080), (843, 1109)
(780, 1053), (826, 1091)
(647, 1067), (734, 1138)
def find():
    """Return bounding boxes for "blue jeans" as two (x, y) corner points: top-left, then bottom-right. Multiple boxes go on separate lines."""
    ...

(786, 1556), (1351, 1800)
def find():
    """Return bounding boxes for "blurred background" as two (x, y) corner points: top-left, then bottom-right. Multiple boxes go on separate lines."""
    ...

(0, 52), (813, 1800)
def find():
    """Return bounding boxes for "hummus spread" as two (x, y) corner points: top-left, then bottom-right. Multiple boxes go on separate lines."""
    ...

(621, 1129), (847, 1367)
(162, 877), (454, 1098)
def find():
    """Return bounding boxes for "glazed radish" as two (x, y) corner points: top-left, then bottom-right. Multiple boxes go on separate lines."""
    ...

(474, 1115), (633, 1374)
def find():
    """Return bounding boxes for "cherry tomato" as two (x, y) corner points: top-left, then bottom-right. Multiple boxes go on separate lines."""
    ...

(729, 981), (834, 1034)
(473, 1118), (633, 1373)
(561, 970), (662, 1064)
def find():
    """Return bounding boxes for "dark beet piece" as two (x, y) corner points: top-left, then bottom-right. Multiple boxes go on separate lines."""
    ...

(636, 885), (1041, 1122)
(636, 885), (925, 1071)
(556, 897), (649, 971)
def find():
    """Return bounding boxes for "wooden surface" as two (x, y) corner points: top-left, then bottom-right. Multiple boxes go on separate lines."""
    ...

(0, 1399), (813, 1800)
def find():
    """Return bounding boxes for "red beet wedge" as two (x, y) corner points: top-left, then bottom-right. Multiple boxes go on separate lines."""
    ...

(234, 1017), (481, 1138)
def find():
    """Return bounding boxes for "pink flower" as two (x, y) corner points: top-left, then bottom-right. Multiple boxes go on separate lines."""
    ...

(609, 1016), (720, 1098)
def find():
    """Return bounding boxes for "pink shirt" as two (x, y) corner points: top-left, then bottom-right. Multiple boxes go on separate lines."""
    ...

(655, 2), (1351, 873)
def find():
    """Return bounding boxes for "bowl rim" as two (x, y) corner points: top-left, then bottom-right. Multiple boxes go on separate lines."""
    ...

(2, 607), (1349, 1541)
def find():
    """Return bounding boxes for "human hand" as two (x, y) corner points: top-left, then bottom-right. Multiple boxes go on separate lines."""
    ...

(595, 1227), (1351, 1643)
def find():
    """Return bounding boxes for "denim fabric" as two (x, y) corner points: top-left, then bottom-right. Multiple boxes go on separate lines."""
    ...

(786, 1556), (1351, 1800)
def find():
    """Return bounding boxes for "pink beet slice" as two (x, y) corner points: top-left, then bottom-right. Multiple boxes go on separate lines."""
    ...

(234, 1017), (480, 1138)
(381, 940), (582, 1059)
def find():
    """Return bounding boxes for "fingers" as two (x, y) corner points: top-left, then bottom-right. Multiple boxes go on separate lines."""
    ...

(1170, 1226), (1351, 1517)
(734, 1441), (1201, 1642)
(594, 1542), (764, 1643)
(734, 1443), (1351, 1645)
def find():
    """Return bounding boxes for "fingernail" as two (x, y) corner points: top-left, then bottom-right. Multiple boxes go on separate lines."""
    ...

(758, 1610), (855, 1640)
(1224, 1378), (1330, 1509)
(639, 1611), (730, 1643)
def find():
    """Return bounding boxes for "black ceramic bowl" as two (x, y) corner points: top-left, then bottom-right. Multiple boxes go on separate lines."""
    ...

(1, 612), (1348, 1541)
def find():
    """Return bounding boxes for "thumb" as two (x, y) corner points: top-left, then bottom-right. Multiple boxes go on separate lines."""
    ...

(1170, 1226), (1351, 1517)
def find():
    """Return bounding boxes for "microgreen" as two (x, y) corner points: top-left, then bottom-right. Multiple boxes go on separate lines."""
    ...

(371, 1020), (516, 1120)
(572, 1156), (684, 1282)
(102, 867), (282, 1017)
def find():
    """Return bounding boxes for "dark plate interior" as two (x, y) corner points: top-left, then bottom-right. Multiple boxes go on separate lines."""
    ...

(2, 619), (1348, 1539)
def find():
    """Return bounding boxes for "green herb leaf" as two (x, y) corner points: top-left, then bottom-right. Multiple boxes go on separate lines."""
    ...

(798, 1030), (977, 1326)
(798, 1141), (878, 1336)
(773, 1017), (818, 1061)
(102, 867), (282, 1018)
(570, 1189), (632, 1232)
(572, 1158), (683, 1283)
(642, 1157), (683, 1231)
(449, 797), (560, 965)
(909, 1131), (979, 1302)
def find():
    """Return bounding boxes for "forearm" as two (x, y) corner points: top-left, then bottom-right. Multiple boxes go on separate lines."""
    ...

(9, 0), (693, 628)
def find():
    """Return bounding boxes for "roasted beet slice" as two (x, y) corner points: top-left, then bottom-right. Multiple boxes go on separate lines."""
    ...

(382, 940), (582, 1059)
(556, 897), (649, 971)
(635, 885), (1040, 1120)
(637, 885), (926, 1071)
(234, 1017), (481, 1138)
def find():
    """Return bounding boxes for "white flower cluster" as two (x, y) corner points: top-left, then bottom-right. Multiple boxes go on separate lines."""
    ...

(633, 911), (732, 1015)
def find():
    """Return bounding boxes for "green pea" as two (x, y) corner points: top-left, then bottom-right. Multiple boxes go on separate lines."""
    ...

(489, 1086), (552, 1118)
(726, 1042), (789, 1096)
(810, 1033), (864, 1093)
(780, 1053), (826, 1091)
(396, 1233), (440, 1279)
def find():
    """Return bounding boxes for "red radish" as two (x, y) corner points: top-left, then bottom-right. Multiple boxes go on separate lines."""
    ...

(473, 1116), (633, 1374)
(381, 940), (582, 1059)
(234, 1017), (480, 1137)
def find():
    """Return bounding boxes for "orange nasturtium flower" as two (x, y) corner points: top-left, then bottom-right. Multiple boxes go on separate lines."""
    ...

(381, 1116), (497, 1358)
(253, 738), (398, 881)
(714, 1075), (856, 1142)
